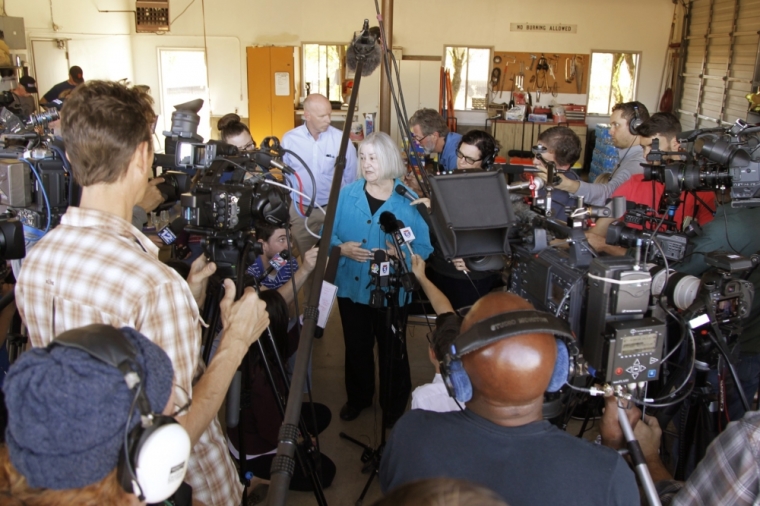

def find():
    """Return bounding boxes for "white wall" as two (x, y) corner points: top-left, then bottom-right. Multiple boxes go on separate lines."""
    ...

(8, 0), (676, 130)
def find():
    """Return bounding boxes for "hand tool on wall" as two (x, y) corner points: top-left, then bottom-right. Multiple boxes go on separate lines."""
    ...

(517, 62), (524, 90)
(490, 67), (502, 99)
(500, 56), (516, 99)
(574, 55), (584, 93)
(529, 54), (537, 71)
(565, 57), (575, 84)
(508, 74), (515, 109)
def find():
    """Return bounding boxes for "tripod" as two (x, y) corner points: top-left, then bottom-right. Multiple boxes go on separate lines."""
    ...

(199, 240), (328, 506)
(339, 271), (409, 506)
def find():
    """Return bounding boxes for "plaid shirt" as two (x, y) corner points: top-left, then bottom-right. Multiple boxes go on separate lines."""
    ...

(656, 411), (760, 506)
(15, 207), (243, 506)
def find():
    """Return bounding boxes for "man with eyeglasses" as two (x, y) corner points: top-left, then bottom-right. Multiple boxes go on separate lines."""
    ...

(532, 126), (583, 222)
(409, 108), (462, 172)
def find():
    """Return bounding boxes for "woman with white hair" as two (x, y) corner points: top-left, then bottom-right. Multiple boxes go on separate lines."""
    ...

(330, 131), (433, 426)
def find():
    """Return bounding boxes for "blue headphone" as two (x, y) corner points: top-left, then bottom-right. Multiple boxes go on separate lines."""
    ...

(440, 310), (578, 403)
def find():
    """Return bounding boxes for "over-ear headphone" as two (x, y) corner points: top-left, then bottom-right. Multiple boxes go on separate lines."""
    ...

(440, 310), (578, 403)
(482, 145), (499, 171)
(49, 325), (191, 504)
(629, 104), (643, 136)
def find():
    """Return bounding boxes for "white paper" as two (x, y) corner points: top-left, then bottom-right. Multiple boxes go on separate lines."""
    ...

(318, 281), (338, 328)
(274, 72), (290, 96)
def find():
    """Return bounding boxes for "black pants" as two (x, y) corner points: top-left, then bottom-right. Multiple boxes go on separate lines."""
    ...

(238, 402), (335, 491)
(337, 298), (411, 422)
(426, 268), (500, 311)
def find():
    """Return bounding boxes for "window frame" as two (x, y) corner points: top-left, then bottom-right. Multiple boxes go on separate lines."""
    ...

(156, 47), (211, 141)
(442, 45), (493, 112)
(586, 49), (642, 116)
(300, 42), (347, 101)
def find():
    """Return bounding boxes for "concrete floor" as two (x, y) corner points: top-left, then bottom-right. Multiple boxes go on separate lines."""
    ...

(277, 308), (436, 506)
(254, 305), (600, 506)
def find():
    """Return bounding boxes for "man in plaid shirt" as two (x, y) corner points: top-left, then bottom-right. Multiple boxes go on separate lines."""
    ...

(15, 81), (270, 506)
(602, 396), (760, 505)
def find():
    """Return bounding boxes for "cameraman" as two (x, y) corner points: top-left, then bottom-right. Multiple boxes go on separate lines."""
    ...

(554, 101), (650, 206)
(532, 126), (583, 222)
(248, 221), (318, 306)
(587, 113), (716, 250)
(14, 81), (271, 506)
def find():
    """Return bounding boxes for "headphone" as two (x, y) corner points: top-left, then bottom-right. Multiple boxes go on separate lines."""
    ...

(440, 310), (578, 403)
(481, 145), (499, 171)
(629, 104), (644, 136)
(49, 325), (191, 504)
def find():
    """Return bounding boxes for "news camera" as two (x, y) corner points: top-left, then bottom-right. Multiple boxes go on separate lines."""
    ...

(605, 205), (694, 265)
(643, 118), (760, 207)
(0, 107), (75, 233)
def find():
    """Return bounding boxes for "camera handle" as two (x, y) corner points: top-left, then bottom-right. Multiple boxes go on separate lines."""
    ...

(617, 405), (662, 506)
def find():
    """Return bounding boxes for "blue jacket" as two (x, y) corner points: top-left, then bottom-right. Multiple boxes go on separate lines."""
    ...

(439, 132), (463, 171)
(330, 179), (433, 305)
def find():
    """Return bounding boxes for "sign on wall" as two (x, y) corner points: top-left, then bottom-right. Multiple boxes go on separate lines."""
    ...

(510, 23), (577, 34)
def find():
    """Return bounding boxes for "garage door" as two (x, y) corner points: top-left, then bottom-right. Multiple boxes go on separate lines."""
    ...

(677, 0), (760, 130)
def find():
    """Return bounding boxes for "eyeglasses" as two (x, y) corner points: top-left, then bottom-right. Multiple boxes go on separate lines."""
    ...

(239, 140), (256, 151)
(456, 150), (482, 165)
(412, 132), (432, 143)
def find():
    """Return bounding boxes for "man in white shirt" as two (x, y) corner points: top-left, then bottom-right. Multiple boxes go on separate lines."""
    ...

(283, 94), (358, 254)
(411, 311), (463, 413)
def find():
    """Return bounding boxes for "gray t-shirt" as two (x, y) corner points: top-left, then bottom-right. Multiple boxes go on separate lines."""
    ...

(572, 145), (646, 206)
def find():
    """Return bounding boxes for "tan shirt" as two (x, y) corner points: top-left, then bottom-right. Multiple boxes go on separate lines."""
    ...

(15, 207), (243, 506)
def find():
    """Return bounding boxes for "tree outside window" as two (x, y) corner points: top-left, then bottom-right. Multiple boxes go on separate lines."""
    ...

(587, 51), (640, 115)
(302, 43), (345, 102)
(444, 46), (491, 110)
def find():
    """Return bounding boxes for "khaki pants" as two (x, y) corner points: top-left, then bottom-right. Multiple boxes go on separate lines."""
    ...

(288, 201), (327, 301)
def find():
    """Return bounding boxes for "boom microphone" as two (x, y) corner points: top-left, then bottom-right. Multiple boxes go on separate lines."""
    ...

(346, 19), (382, 76)
(395, 185), (435, 234)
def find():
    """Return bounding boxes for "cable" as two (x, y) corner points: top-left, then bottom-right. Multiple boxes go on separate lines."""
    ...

(20, 158), (52, 232)
(170, 0), (197, 25)
(718, 190), (741, 254)
(643, 213), (668, 264)
(282, 148), (317, 219)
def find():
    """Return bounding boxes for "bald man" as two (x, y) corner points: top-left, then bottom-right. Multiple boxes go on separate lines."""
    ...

(283, 94), (358, 255)
(379, 292), (639, 506)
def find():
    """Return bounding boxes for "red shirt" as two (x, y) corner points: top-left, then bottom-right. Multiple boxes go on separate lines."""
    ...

(611, 174), (715, 230)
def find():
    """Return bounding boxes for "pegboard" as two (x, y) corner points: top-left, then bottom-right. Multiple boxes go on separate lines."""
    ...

(490, 51), (589, 100)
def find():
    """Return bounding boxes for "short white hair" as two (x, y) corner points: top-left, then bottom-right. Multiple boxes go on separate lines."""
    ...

(358, 132), (406, 181)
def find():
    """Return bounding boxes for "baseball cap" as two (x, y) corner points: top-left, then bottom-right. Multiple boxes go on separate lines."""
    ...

(18, 75), (37, 93)
(69, 65), (84, 84)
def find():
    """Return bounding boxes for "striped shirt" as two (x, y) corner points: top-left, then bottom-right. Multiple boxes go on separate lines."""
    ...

(15, 207), (243, 506)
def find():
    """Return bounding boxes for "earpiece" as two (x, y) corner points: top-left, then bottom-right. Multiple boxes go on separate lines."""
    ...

(629, 104), (643, 136)
(49, 325), (190, 503)
(440, 310), (578, 403)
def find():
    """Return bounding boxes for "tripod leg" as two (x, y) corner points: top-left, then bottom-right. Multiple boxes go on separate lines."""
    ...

(339, 431), (373, 451)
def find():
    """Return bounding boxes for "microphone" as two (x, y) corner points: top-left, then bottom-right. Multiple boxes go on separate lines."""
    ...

(369, 249), (388, 308)
(346, 19), (382, 76)
(157, 217), (187, 246)
(252, 150), (294, 174)
(379, 211), (400, 234)
(379, 211), (419, 292)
